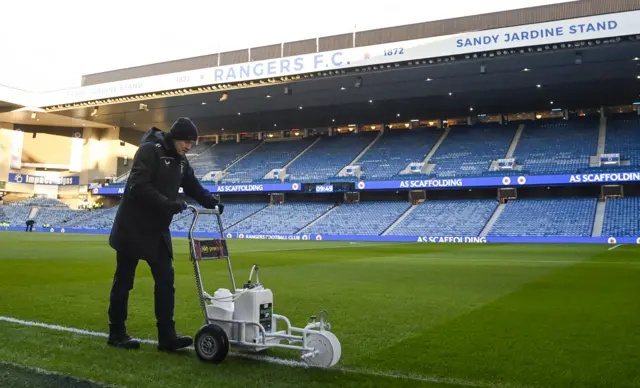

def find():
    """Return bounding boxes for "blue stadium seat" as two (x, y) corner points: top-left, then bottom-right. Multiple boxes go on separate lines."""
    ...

(357, 128), (443, 180)
(301, 201), (411, 235)
(190, 140), (262, 180)
(221, 138), (315, 183)
(513, 118), (598, 175)
(286, 132), (377, 182)
(488, 198), (596, 236)
(601, 196), (640, 237)
(603, 116), (640, 166)
(430, 123), (517, 178)
(228, 202), (334, 234)
(388, 199), (498, 236)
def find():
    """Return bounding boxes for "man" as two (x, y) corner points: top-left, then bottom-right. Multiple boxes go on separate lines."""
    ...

(25, 218), (35, 232)
(107, 117), (224, 351)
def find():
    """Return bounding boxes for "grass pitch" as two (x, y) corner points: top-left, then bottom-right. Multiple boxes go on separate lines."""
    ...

(0, 231), (639, 388)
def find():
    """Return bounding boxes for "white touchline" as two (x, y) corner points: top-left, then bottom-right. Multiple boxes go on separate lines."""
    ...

(0, 315), (521, 388)
(608, 244), (622, 251)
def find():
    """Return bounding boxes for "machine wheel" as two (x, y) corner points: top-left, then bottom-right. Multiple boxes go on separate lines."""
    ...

(302, 331), (342, 368)
(195, 324), (229, 363)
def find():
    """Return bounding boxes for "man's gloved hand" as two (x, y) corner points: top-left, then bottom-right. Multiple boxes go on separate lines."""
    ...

(202, 196), (223, 214)
(168, 201), (187, 215)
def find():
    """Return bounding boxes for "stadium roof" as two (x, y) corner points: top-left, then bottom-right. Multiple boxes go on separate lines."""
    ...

(0, 100), (20, 114)
(2, 0), (640, 137)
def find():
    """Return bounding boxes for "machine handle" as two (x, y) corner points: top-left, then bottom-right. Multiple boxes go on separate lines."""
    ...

(187, 205), (222, 241)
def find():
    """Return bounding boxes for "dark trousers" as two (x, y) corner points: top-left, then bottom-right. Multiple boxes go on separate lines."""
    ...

(108, 250), (176, 336)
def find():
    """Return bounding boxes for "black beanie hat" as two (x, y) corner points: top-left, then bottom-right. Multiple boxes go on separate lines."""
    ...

(168, 117), (198, 141)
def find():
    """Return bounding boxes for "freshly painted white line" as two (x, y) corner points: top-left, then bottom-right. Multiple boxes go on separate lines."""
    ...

(608, 244), (623, 251)
(0, 315), (519, 388)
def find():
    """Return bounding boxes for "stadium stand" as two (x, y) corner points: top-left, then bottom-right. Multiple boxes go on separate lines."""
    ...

(429, 124), (517, 178)
(221, 138), (316, 183)
(2, 205), (33, 226)
(169, 202), (268, 232)
(601, 196), (640, 237)
(388, 199), (498, 236)
(228, 202), (335, 234)
(301, 201), (411, 235)
(285, 132), (378, 182)
(64, 207), (119, 230)
(13, 197), (69, 207)
(487, 198), (597, 237)
(603, 115), (640, 166)
(187, 140), (215, 158)
(190, 139), (262, 180)
(513, 118), (599, 175)
(357, 128), (443, 180)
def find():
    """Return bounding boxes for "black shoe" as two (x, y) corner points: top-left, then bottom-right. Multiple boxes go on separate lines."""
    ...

(158, 331), (193, 352)
(107, 331), (140, 349)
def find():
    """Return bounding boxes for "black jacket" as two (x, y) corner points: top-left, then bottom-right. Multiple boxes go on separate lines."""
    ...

(109, 128), (218, 261)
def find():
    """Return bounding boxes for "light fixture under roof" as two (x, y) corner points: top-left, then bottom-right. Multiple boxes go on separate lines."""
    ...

(522, 68), (531, 72)
(237, 112), (241, 115)
(448, 92), (452, 96)
(299, 106), (303, 109)
(537, 84), (542, 88)
(332, 119), (335, 122)
(397, 113), (400, 117)
(469, 107), (474, 111)
(266, 94), (271, 98)
(201, 102), (207, 105)
(368, 100), (373, 103)
(426, 78), (433, 82)
(634, 57), (639, 61)
(340, 87), (346, 90)
(550, 100), (554, 104)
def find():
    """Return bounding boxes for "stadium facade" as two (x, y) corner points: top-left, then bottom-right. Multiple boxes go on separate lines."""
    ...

(1, 0), (640, 244)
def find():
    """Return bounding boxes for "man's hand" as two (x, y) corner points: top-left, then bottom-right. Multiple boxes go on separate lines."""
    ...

(201, 196), (223, 214)
(168, 201), (187, 215)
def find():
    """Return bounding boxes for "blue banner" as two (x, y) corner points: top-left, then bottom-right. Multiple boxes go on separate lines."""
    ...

(92, 182), (301, 195)
(1, 226), (638, 245)
(8, 173), (80, 186)
(91, 172), (640, 195)
(357, 172), (640, 190)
